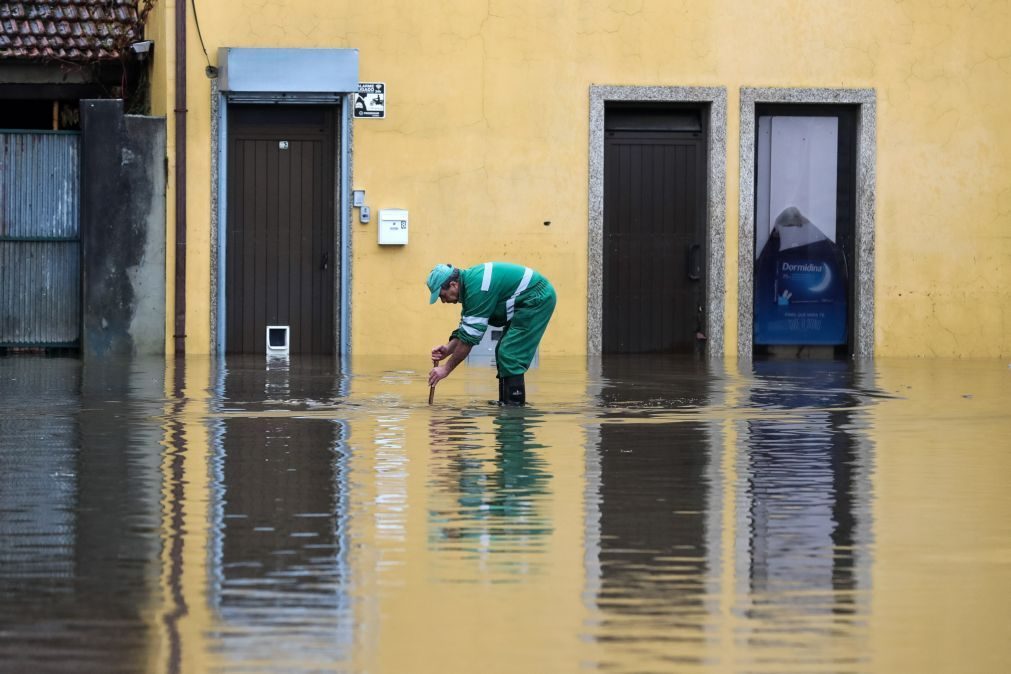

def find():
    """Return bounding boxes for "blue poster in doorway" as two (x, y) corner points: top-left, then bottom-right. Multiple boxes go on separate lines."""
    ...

(754, 207), (848, 345)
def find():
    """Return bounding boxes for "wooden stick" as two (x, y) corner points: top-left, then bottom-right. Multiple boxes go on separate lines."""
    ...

(428, 359), (438, 405)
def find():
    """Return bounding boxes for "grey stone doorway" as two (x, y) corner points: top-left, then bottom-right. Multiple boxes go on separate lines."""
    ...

(588, 86), (728, 357)
(737, 88), (876, 359)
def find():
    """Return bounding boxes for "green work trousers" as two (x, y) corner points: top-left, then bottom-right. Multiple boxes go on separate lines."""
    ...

(495, 279), (557, 377)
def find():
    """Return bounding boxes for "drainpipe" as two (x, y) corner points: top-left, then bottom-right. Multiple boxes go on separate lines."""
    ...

(173, 0), (187, 355)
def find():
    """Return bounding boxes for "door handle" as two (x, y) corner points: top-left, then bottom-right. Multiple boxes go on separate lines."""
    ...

(687, 244), (702, 281)
(321, 252), (329, 271)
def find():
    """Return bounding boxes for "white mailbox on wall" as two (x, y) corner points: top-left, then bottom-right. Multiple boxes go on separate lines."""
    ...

(378, 209), (408, 245)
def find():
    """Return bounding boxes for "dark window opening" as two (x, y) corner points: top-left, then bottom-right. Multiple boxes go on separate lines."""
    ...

(0, 99), (81, 131)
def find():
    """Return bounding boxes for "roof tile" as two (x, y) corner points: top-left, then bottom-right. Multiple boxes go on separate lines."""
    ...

(0, 1), (148, 61)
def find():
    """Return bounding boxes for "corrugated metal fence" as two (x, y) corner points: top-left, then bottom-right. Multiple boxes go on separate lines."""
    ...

(0, 131), (80, 348)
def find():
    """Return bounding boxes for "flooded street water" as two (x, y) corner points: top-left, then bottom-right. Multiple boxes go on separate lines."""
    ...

(1, 354), (1009, 673)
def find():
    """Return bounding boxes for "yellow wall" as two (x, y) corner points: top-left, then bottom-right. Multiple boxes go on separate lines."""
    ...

(150, 0), (1011, 357)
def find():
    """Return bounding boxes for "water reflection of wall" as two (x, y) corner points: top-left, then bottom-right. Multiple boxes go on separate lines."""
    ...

(584, 356), (719, 667)
(0, 357), (164, 672)
(208, 356), (352, 670)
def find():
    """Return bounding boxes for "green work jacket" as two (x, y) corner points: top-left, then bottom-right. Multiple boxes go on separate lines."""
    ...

(451, 262), (546, 346)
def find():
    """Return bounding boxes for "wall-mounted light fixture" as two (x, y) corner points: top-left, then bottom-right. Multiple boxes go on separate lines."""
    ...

(129, 40), (154, 61)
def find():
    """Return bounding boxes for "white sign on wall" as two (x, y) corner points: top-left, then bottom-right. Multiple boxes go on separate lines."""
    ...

(354, 82), (386, 118)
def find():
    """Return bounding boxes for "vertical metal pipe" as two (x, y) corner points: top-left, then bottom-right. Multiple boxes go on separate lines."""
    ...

(339, 100), (351, 358)
(173, 0), (188, 355)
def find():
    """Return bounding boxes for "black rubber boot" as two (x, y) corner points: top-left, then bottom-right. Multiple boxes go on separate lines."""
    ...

(503, 374), (526, 406)
(497, 376), (507, 405)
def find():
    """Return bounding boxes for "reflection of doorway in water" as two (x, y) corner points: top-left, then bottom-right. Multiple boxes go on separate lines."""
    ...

(208, 357), (353, 664)
(742, 359), (874, 618)
(588, 356), (717, 647)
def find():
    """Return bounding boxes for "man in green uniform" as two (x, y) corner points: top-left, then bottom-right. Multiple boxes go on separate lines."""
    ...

(426, 262), (556, 405)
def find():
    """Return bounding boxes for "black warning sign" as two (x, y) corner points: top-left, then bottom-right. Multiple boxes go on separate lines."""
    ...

(354, 82), (386, 119)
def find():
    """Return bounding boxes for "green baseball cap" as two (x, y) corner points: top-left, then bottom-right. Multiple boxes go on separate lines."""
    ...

(427, 264), (455, 303)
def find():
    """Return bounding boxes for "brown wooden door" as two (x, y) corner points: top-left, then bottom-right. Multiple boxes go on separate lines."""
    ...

(226, 105), (336, 355)
(602, 107), (707, 354)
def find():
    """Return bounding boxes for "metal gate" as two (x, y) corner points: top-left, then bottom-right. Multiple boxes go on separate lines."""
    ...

(0, 131), (80, 349)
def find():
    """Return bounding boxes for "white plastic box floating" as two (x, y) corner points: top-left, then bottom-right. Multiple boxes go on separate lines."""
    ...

(378, 208), (408, 245)
(465, 327), (538, 368)
(265, 325), (290, 356)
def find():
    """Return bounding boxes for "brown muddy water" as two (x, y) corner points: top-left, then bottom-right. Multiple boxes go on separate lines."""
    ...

(0, 354), (1009, 674)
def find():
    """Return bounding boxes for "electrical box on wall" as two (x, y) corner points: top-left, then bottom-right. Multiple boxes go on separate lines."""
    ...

(378, 209), (408, 245)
